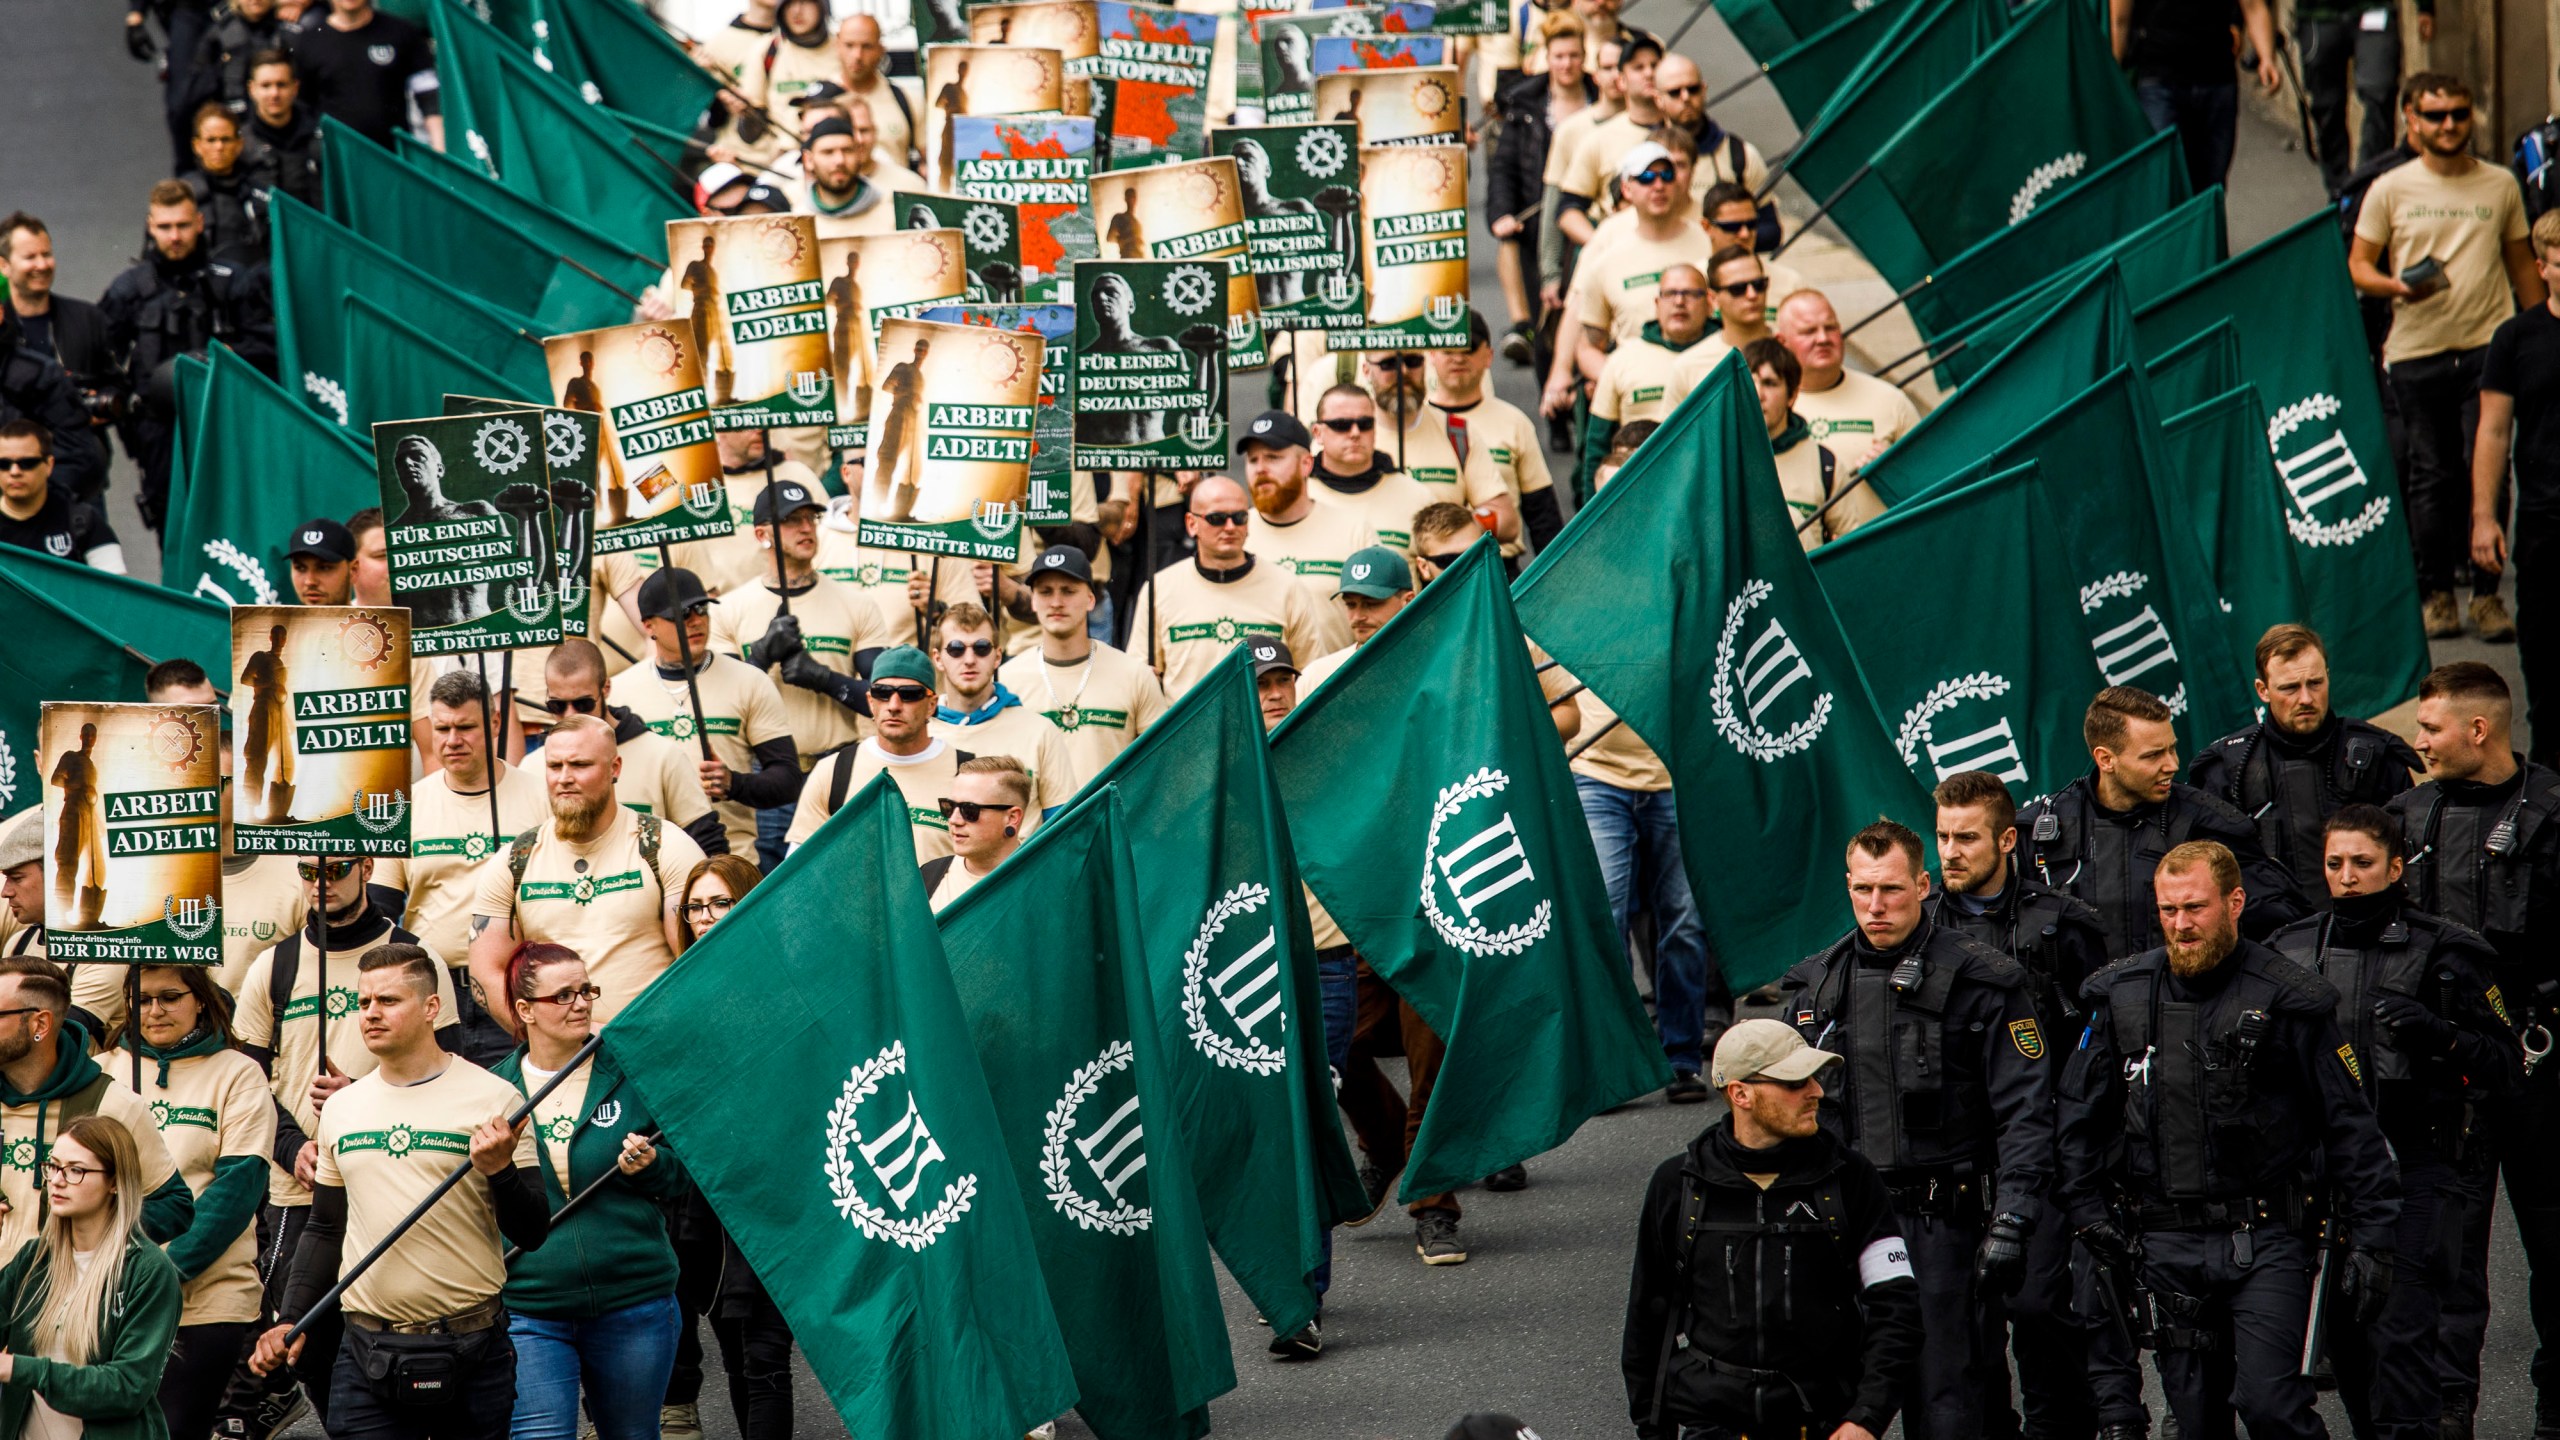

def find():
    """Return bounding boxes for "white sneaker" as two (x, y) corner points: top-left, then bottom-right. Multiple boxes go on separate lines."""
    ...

(660, 1403), (703, 1440)
(1026, 1425), (1058, 1439)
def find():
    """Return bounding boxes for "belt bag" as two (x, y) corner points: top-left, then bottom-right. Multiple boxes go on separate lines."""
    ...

(1658, 1348), (1818, 1431)
(346, 1318), (499, 1407)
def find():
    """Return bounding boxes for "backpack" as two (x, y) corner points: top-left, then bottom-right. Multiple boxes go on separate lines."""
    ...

(508, 812), (664, 895)
(826, 746), (972, 812)
(2517, 117), (2560, 221)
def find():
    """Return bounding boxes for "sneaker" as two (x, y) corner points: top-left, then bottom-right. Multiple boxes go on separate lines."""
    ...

(2423, 590), (2462, 638)
(1666, 1071), (1712, 1104)
(1500, 322), (1535, 366)
(1345, 1155), (1400, 1227)
(2472, 593), (2517, 642)
(1415, 1208), (1469, 1265)
(660, 1403), (704, 1440)
(1267, 1318), (1323, 1360)
(1481, 1163), (1527, 1192)
(248, 1389), (311, 1440)
(1027, 1425), (1057, 1440)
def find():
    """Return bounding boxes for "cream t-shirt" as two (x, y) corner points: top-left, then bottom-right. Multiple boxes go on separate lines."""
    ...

(609, 723), (720, 831)
(611, 653), (796, 856)
(0, 1079), (178, 1257)
(374, 765), (549, 971)
(220, 856), (311, 993)
(996, 645), (1170, 794)
(710, 574), (897, 766)
(1577, 225), (1718, 343)
(2356, 157), (2531, 363)
(1794, 368), (1923, 459)
(466, 806), (706, 1028)
(1254, 495), (1377, 584)
(787, 737), (967, 859)
(521, 1059), (592, 1198)
(926, 701), (1079, 814)
(133, 1048), (275, 1324)
(314, 1058), (539, 1325)
(1124, 557), (1353, 698)
(1307, 469), (1439, 555)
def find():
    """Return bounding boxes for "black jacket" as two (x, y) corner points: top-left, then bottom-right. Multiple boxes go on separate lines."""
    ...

(1488, 71), (1594, 226)
(0, 342), (109, 501)
(179, 168), (269, 269)
(1926, 871), (2110, 1058)
(242, 104), (323, 210)
(1623, 1122), (1921, 1440)
(99, 243), (278, 408)
(2186, 714), (2420, 891)
(187, 6), (289, 113)
(2016, 772), (2310, 960)
(2385, 760), (2560, 1007)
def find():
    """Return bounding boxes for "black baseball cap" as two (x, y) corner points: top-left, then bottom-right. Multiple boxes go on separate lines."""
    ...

(284, 518), (354, 564)
(791, 80), (849, 108)
(1028, 545), (1094, 589)
(753, 479), (824, 525)
(1240, 410), (1312, 453)
(1245, 637), (1297, 678)
(636, 566), (713, 621)
(736, 183), (792, 214)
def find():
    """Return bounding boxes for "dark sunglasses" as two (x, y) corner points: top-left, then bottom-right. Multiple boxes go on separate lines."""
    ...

(1192, 508), (1251, 527)
(0, 457), (47, 473)
(1372, 354), (1425, 371)
(1720, 277), (1770, 297)
(1419, 550), (1470, 570)
(1628, 166), (1677, 187)
(937, 797), (1013, 821)
(941, 639), (996, 658)
(1745, 1073), (1817, 1091)
(1659, 82), (1701, 97)
(868, 683), (932, 703)
(542, 694), (600, 715)
(296, 859), (360, 883)
(1707, 215), (1755, 233)
(2416, 104), (2472, 123)
(1317, 417), (1376, 433)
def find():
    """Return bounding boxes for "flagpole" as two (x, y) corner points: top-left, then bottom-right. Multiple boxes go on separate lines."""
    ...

(502, 1128), (662, 1264)
(1765, 163), (1870, 261)
(1663, 0), (1721, 51)
(555, 251), (646, 310)
(1144, 476), (1162, 672)
(1881, 334), (1968, 386)
(615, 4), (815, 152)
(474, 664), (505, 848)
(1698, 66), (1770, 112)
(1565, 714), (1622, 761)
(1841, 273), (1934, 341)
(281, 1034), (603, 1346)
(1794, 469), (1879, 539)
(655, 542), (717, 763)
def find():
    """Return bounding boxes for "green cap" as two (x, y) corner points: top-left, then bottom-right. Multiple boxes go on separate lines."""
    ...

(1337, 546), (1413, 600)
(870, 645), (937, 687)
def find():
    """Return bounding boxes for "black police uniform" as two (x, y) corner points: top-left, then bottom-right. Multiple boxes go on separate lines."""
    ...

(2059, 939), (2402, 1440)
(186, 3), (287, 114)
(1929, 875), (2109, 1440)
(1622, 1121), (1924, 1440)
(2187, 714), (2422, 894)
(99, 244), (277, 528)
(2017, 771), (2312, 960)
(241, 104), (323, 210)
(2387, 760), (2560, 1427)
(0, 338), (109, 502)
(179, 168), (269, 268)
(1780, 918), (2054, 1440)
(2271, 887), (2515, 1440)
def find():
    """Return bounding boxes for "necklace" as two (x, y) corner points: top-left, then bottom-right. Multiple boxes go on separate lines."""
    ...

(1040, 653), (1095, 731)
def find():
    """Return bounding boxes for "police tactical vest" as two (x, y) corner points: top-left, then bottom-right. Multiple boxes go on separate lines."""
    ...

(2104, 959), (2311, 1199)
(2399, 770), (2560, 939)
(2270, 916), (2428, 1085)
(1788, 927), (1987, 1172)
(2208, 724), (2400, 884)
(2026, 787), (2226, 960)
(1936, 885), (2092, 1031)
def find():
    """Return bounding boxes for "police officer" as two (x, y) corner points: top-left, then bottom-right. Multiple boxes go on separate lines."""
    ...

(2383, 661), (2560, 1434)
(1926, 769), (2108, 1440)
(2270, 805), (2513, 1440)
(2018, 685), (2310, 961)
(2187, 624), (2421, 892)
(1780, 820), (2053, 1440)
(98, 180), (276, 530)
(2059, 841), (2401, 1440)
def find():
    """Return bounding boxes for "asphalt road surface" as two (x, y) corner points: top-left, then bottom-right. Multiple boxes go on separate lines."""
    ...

(0, 3), (2540, 1436)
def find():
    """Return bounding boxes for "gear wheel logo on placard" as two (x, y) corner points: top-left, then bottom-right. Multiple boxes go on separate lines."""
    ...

(1414, 77), (1454, 116)
(636, 327), (687, 379)
(755, 216), (809, 267)
(474, 417), (533, 474)
(964, 205), (1010, 251)
(336, 612), (395, 671)
(148, 710), (205, 773)
(1328, 9), (1374, 34)
(971, 333), (1028, 386)
(1296, 127), (1348, 178)
(1164, 265), (1218, 316)
(542, 413), (587, 469)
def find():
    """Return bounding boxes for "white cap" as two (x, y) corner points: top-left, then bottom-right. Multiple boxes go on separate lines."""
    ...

(1617, 140), (1676, 181)
(694, 162), (749, 208)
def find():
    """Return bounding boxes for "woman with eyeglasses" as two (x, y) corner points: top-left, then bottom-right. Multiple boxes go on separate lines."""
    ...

(107, 968), (273, 1440)
(0, 1116), (183, 1440)
(493, 944), (685, 1440)
(660, 860), (799, 1440)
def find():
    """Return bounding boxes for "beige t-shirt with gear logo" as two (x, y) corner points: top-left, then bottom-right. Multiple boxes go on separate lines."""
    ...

(1306, 470), (1439, 556)
(710, 574), (898, 765)
(2356, 157), (2530, 364)
(787, 737), (968, 859)
(1254, 497), (1377, 585)
(220, 855), (311, 993)
(926, 702), (1079, 815)
(610, 652), (796, 856)
(374, 764), (549, 971)
(236, 933), (463, 1205)
(1435, 395), (1551, 559)
(467, 806), (706, 1028)
(136, 1048), (276, 1325)
(314, 1058), (540, 1326)
(609, 724), (720, 831)
(1577, 225), (1719, 343)
(1391, 404), (1517, 515)
(996, 643), (1170, 794)
(1794, 368), (1922, 460)
(0, 1079), (178, 1257)
(813, 521), (985, 642)
(1124, 558), (1353, 698)
(1591, 333), (1696, 430)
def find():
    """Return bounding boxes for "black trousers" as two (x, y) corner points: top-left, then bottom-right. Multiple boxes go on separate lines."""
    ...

(1891, 1206), (2006, 1440)
(2386, 345), (2495, 595)
(2295, 12), (2400, 196)
(215, 1201), (342, 1426)
(160, 4), (213, 170)
(2079, 1244), (2150, 1430)
(2140, 1226), (2325, 1440)
(2517, 508), (2560, 770)
(2334, 1154), (2462, 1440)
(1999, 1204), (2096, 1440)
(664, 1189), (795, 1440)
(162, 1321), (251, 1440)
(324, 1322), (514, 1440)
(2443, 1064), (2560, 1406)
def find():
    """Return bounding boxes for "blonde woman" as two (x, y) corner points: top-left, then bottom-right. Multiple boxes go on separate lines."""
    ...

(0, 1114), (184, 1440)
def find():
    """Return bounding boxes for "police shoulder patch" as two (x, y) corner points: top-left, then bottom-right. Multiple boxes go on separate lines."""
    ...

(2009, 1018), (2044, 1060)
(2488, 984), (2512, 1026)
(2336, 1043), (2362, 1083)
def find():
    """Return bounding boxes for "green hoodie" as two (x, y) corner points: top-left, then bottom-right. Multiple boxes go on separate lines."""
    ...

(492, 1048), (685, 1319)
(0, 1232), (182, 1440)
(108, 1031), (266, 1283)
(0, 1023), (195, 1245)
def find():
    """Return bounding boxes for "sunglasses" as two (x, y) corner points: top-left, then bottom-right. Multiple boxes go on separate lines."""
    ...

(296, 859), (361, 883)
(937, 797), (1013, 821)
(1419, 550), (1470, 570)
(1317, 417), (1376, 433)
(527, 984), (603, 1007)
(941, 639), (996, 658)
(2416, 104), (2472, 123)
(1627, 166), (1677, 187)
(1192, 508), (1251, 527)
(1720, 277), (1770, 297)
(869, 683), (932, 703)
(543, 694), (600, 715)
(0, 457), (47, 473)
(1372, 354), (1425, 371)
(1707, 215), (1755, 234)
(1744, 1073), (1817, 1091)
(1659, 82), (1701, 97)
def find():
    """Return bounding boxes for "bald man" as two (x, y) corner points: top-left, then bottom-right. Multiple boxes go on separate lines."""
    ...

(1123, 475), (1352, 697)
(1774, 290), (1922, 474)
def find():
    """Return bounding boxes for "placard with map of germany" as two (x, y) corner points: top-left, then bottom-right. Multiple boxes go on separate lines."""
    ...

(953, 115), (1098, 304)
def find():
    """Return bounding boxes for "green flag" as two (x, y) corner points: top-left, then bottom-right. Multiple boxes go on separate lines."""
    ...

(342, 293), (537, 432)
(389, 132), (662, 290)
(1271, 543), (1665, 1194)
(1904, 127), (2188, 344)
(1073, 652), (1364, 1339)
(1854, 0), (2150, 285)
(1715, 0), (1815, 64)
(269, 196), (545, 432)
(319, 119), (634, 332)
(1514, 358), (1933, 989)
(938, 790), (1236, 1440)
(162, 343), (377, 607)
(1812, 461), (2105, 797)
(1863, 263), (2137, 506)
(2136, 211), (2429, 715)
(1762, 0), (1919, 125)
(428, 0), (689, 255)
(549, 0), (722, 137)
(605, 777), (1080, 1440)
(2160, 384), (2311, 666)
(1780, 0), (2009, 239)
(0, 546), (229, 683)
(0, 575), (155, 821)
(2144, 318), (2241, 416)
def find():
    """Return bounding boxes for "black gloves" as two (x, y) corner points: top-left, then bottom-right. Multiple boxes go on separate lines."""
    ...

(2340, 1246), (2394, 1325)
(1975, 1212), (2031, 1295)
(755, 613), (807, 670)
(125, 16), (158, 62)
(780, 651), (860, 710)
(2076, 1218), (2139, 1268)
(2372, 994), (2454, 1054)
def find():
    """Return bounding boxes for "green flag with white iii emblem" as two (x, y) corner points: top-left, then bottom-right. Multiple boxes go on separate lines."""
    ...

(1273, 541), (1665, 1197)
(1513, 356), (1934, 991)
(162, 344), (378, 609)
(604, 777), (1079, 1440)
(2134, 211), (2430, 716)
(937, 789), (1235, 1440)
(1075, 650), (1366, 1340)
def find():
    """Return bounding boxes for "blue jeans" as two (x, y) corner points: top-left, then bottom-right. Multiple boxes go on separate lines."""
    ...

(1309, 945), (1358, 1304)
(1574, 777), (1717, 1075)
(509, 1295), (683, 1440)
(1088, 592), (1116, 642)
(755, 798), (795, 874)
(2136, 79), (2239, 192)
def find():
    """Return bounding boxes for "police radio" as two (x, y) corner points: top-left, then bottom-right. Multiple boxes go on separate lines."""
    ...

(1890, 953), (1926, 994)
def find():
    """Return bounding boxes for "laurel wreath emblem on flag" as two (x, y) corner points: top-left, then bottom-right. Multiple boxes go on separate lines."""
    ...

(824, 1042), (977, 1251)
(1040, 1040), (1152, 1236)
(1182, 883), (1289, 1075)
